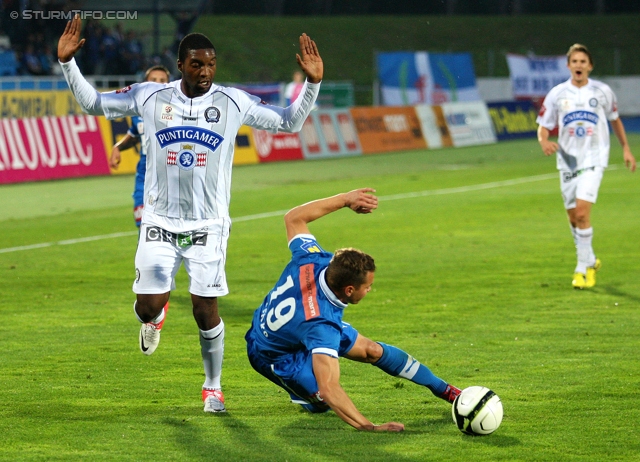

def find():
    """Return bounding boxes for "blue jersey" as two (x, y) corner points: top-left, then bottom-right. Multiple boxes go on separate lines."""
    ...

(247, 234), (348, 360)
(129, 116), (146, 221)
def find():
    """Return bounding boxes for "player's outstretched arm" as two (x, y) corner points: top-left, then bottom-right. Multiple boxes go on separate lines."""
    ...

(537, 125), (558, 156)
(610, 118), (636, 172)
(57, 15), (85, 63)
(109, 134), (140, 169)
(312, 353), (404, 432)
(284, 188), (378, 241)
(296, 33), (323, 84)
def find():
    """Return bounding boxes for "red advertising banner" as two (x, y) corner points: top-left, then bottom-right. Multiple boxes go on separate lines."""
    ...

(299, 109), (362, 160)
(251, 128), (303, 163)
(0, 115), (110, 184)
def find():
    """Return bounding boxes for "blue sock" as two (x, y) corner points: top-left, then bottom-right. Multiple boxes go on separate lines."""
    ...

(374, 342), (447, 396)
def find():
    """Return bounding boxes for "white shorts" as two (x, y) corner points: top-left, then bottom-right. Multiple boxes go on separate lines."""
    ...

(559, 167), (604, 209)
(133, 218), (231, 297)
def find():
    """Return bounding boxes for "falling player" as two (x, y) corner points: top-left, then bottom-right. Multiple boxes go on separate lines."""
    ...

(245, 189), (461, 431)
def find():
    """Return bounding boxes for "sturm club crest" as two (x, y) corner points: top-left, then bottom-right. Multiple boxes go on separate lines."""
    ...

(167, 144), (207, 170)
(205, 106), (221, 123)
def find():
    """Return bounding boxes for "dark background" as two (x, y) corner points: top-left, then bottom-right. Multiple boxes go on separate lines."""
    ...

(204, 0), (640, 15)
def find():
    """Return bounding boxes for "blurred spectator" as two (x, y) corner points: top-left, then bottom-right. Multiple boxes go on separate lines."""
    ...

(22, 43), (44, 75)
(122, 30), (144, 74)
(3, 1), (155, 76)
(284, 70), (305, 105)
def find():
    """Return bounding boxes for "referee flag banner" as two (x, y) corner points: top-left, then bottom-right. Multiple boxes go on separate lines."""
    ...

(377, 52), (481, 106)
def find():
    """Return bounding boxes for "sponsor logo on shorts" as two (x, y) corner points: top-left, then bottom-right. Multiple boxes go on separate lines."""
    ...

(135, 268), (141, 283)
(145, 226), (208, 247)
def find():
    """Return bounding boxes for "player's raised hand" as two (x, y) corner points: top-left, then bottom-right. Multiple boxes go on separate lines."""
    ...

(296, 33), (323, 84)
(344, 188), (378, 214)
(58, 14), (85, 63)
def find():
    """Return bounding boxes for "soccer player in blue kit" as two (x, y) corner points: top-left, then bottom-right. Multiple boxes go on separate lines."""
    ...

(245, 189), (461, 431)
(109, 66), (171, 228)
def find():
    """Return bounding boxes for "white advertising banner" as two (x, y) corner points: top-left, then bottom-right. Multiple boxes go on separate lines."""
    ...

(507, 53), (570, 99)
(440, 101), (497, 147)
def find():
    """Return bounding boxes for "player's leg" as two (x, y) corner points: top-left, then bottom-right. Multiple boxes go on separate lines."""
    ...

(183, 218), (230, 413)
(192, 295), (226, 412)
(133, 225), (180, 355)
(246, 336), (329, 413)
(343, 332), (460, 403)
(567, 168), (603, 288)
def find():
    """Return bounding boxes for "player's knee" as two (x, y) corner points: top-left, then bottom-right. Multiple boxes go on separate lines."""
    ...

(135, 296), (166, 322)
(366, 341), (384, 363)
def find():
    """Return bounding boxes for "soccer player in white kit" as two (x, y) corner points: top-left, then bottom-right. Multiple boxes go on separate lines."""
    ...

(537, 43), (636, 289)
(57, 15), (323, 412)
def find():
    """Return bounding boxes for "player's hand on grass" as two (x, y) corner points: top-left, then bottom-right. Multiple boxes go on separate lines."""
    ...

(109, 147), (121, 169)
(296, 33), (323, 84)
(373, 422), (405, 432)
(623, 147), (636, 172)
(344, 188), (378, 214)
(58, 14), (85, 63)
(539, 139), (558, 156)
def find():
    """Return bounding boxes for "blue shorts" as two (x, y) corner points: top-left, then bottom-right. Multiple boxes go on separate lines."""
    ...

(246, 322), (359, 411)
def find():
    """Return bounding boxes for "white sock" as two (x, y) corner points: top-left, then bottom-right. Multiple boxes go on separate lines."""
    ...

(200, 319), (224, 390)
(570, 225), (578, 248)
(575, 227), (595, 274)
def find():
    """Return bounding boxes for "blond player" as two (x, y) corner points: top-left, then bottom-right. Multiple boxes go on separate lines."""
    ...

(537, 43), (636, 289)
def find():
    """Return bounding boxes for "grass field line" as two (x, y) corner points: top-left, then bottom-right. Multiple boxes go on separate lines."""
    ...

(0, 168), (614, 255)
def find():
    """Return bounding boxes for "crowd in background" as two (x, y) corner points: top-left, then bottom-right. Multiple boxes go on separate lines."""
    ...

(0, 0), (169, 77)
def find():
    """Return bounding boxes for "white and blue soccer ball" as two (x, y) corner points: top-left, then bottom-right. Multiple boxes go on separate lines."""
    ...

(452, 386), (503, 435)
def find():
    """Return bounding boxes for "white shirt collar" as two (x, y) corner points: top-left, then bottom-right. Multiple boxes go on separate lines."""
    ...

(319, 268), (346, 308)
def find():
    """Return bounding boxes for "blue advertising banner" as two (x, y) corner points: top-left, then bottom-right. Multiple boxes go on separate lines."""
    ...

(377, 52), (481, 106)
(487, 100), (539, 140)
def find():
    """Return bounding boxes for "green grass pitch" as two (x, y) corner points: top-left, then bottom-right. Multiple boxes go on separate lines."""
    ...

(1, 137), (639, 461)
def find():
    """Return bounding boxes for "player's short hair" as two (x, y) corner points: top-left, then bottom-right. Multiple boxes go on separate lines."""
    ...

(326, 248), (376, 291)
(143, 65), (171, 82)
(178, 33), (216, 62)
(566, 43), (593, 66)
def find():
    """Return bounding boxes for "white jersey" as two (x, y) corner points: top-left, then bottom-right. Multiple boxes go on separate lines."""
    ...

(537, 78), (619, 171)
(61, 58), (320, 232)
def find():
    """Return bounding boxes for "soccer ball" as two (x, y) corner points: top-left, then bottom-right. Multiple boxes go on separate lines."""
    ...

(452, 386), (503, 435)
